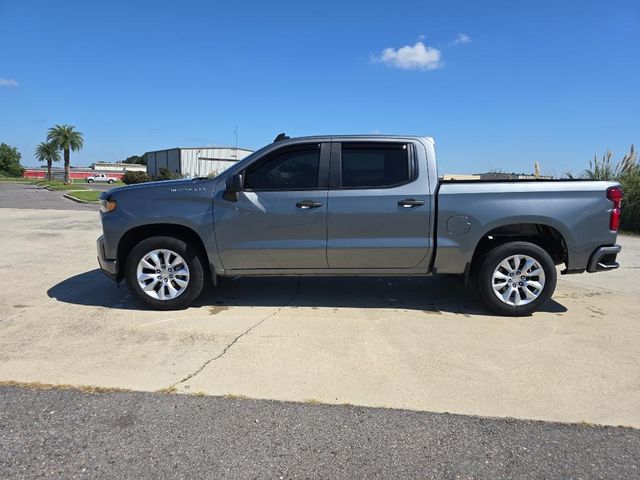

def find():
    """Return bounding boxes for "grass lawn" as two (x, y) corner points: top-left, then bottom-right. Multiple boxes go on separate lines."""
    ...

(0, 176), (32, 182)
(36, 180), (88, 191)
(85, 180), (125, 186)
(65, 190), (101, 202)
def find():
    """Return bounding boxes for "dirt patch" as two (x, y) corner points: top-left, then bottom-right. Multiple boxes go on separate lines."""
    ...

(209, 306), (229, 315)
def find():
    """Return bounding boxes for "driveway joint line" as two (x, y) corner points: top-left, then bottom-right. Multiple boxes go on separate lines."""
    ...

(170, 279), (301, 388)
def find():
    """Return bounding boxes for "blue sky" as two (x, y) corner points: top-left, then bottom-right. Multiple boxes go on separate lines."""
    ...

(1, 0), (638, 175)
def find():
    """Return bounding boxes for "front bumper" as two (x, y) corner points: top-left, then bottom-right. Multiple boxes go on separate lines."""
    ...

(587, 244), (621, 273)
(97, 235), (118, 281)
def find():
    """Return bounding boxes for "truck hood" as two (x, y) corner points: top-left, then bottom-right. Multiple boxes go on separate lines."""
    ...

(99, 177), (214, 200)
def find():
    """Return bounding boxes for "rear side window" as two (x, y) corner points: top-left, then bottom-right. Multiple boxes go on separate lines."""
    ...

(244, 146), (320, 190)
(341, 143), (410, 188)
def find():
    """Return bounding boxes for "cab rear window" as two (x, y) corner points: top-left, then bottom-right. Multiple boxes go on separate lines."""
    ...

(341, 143), (410, 188)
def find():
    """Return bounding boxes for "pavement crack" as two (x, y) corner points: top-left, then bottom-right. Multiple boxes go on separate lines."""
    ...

(170, 279), (301, 389)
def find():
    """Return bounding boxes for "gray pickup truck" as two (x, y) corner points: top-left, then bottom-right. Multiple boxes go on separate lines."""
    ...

(97, 134), (623, 315)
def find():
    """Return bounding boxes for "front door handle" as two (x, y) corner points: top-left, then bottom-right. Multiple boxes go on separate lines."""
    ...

(398, 198), (425, 208)
(296, 199), (323, 209)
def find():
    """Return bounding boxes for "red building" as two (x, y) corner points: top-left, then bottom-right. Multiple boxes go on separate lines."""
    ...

(23, 168), (125, 181)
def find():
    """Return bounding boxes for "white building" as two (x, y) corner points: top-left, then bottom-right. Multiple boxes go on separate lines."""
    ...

(144, 147), (253, 178)
(89, 162), (147, 173)
(440, 174), (481, 181)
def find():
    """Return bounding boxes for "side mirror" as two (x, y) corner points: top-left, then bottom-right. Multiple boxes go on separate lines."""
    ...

(223, 173), (243, 201)
(225, 173), (244, 192)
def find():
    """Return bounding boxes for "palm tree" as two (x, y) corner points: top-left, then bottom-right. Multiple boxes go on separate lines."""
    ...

(34, 141), (61, 180)
(47, 124), (84, 184)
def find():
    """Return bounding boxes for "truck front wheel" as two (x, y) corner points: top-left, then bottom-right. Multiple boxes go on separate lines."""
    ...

(475, 241), (557, 316)
(125, 236), (205, 310)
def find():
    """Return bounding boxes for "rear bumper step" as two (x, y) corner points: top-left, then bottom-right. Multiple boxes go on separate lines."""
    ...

(587, 245), (621, 273)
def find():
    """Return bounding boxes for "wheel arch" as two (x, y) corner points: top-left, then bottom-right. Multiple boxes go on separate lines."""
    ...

(117, 224), (211, 281)
(469, 222), (568, 275)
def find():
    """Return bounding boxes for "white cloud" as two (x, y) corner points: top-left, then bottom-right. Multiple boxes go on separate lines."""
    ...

(372, 41), (443, 71)
(0, 78), (19, 88)
(450, 33), (471, 46)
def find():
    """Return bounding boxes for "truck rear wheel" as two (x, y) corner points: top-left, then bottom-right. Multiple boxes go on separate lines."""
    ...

(475, 241), (557, 316)
(125, 236), (205, 310)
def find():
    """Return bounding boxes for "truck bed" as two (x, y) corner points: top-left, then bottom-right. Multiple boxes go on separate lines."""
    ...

(433, 179), (619, 274)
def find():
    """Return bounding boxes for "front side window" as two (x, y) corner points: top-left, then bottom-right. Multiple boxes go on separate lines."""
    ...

(341, 143), (410, 188)
(244, 146), (320, 190)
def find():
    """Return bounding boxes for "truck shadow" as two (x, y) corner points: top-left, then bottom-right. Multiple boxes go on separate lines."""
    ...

(47, 269), (568, 317)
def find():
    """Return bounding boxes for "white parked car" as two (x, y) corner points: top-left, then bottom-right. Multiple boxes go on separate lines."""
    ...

(86, 174), (117, 184)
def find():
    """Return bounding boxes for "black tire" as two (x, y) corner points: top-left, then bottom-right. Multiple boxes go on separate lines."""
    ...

(87, 179), (94, 183)
(475, 241), (557, 316)
(125, 236), (205, 310)
(108, 179), (114, 184)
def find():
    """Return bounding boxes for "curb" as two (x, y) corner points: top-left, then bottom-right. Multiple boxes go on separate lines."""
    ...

(62, 193), (100, 204)
(44, 185), (85, 191)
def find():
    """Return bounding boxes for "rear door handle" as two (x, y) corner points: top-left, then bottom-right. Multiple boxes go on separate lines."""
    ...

(296, 199), (323, 209)
(398, 198), (425, 208)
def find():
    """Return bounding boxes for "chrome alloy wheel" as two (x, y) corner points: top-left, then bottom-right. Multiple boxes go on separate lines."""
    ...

(491, 254), (546, 307)
(136, 249), (190, 301)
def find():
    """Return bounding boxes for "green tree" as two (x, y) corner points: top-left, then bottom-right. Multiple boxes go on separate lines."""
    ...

(47, 124), (84, 184)
(34, 141), (61, 180)
(0, 143), (24, 177)
(125, 155), (146, 165)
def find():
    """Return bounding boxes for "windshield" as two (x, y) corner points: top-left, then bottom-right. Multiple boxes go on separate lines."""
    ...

(206, 143), (273, 178)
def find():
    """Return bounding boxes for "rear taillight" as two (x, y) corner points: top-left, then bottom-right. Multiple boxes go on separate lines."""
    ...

(607, 186), (623, 231)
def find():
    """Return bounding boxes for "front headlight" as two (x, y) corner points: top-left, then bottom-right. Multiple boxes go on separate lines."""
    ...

(100, 198), (117, 213)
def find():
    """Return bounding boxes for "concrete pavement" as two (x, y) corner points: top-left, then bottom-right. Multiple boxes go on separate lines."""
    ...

(1, 183), (639, 428)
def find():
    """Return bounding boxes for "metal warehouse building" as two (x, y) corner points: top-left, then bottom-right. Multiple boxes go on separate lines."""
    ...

(144, 147), (253, 178)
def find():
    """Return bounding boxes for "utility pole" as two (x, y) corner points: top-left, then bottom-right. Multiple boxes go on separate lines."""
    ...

(232, 126), (238, 159)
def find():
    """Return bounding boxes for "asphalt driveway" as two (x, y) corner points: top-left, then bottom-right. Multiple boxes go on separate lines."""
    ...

(0, 182), (99, 210)
(2, 385), (638, 479)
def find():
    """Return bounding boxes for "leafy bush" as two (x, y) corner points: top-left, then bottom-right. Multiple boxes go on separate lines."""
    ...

(122, 171), (151, 184)
(155, 167), (183, 181)
(584, 146), (639, 233)
(121, 168), (184, 185)
(585, 147), (636, 181)
(619, 168), (640, 233)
